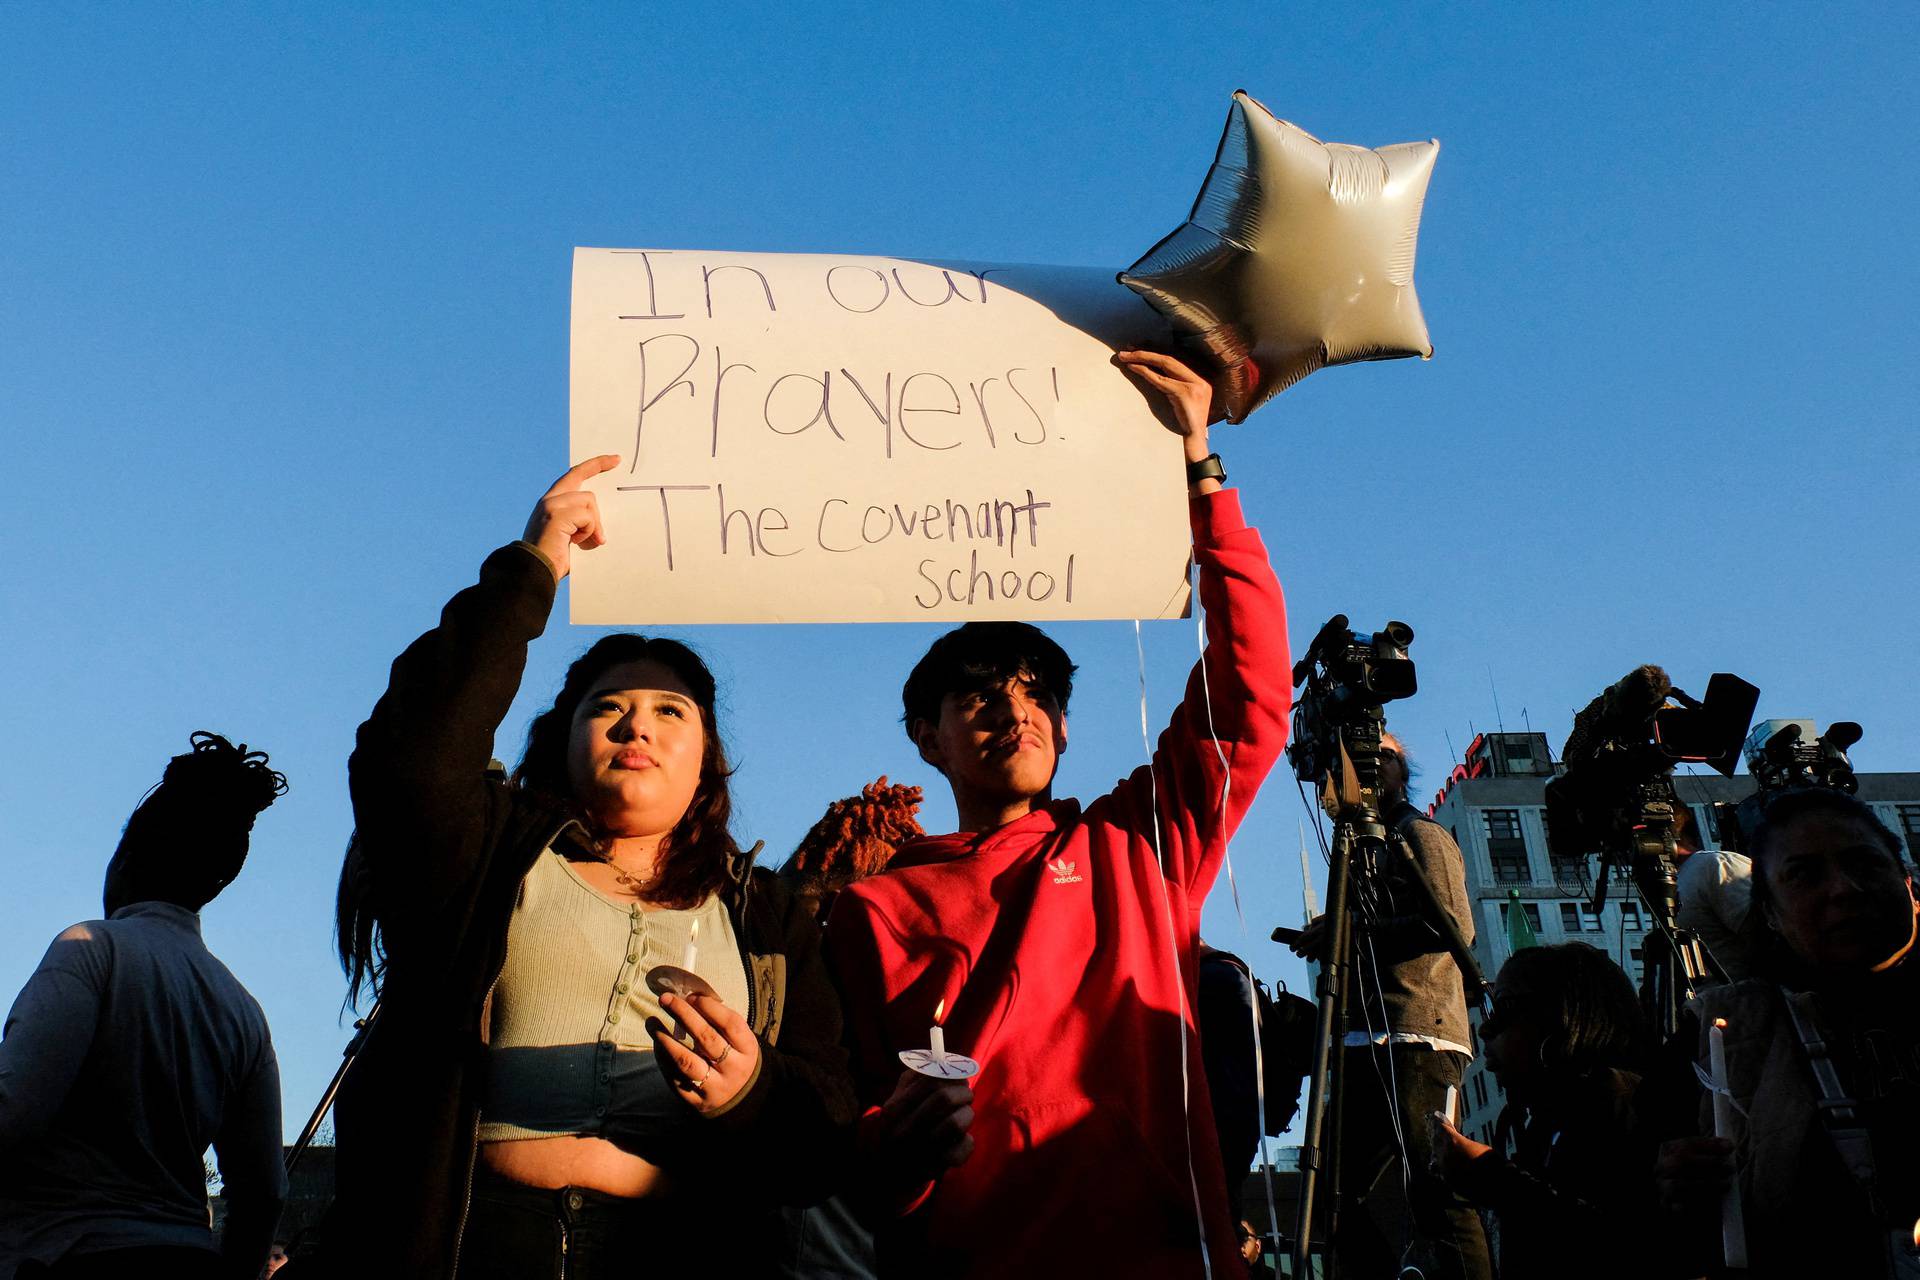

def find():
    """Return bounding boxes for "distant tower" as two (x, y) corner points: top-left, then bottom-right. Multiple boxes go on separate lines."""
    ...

(1299, 822), (1319, 924)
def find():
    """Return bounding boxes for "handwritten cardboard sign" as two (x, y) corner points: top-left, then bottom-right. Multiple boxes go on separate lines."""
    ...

(568, 248), (1194, 624)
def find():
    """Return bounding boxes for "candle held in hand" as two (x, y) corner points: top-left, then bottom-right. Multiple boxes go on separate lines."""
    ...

(1708, 1018), (1747, 1269)
(682, 918), (699, 973)
(900, 996), (978, 1081)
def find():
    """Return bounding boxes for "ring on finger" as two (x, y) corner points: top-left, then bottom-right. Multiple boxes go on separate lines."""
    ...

(691, 1067), (711, 1092)
(712, 1043), (732, 1068)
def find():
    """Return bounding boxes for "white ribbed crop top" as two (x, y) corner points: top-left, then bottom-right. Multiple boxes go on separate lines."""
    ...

(478, 848), (749, 1146)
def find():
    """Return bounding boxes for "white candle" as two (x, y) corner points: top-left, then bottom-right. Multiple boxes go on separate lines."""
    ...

(681, 918), (699, 973)
(1709, 1019), (1747, 1269)
(930, 998), (948, 1063)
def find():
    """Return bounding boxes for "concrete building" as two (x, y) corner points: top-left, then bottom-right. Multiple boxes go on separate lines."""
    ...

(1422, 729), (1920, 1147)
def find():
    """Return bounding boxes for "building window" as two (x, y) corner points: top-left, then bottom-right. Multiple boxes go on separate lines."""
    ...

(1474, 1074), (1489, 1109)
(1485, 809), (1531, 882)
(1559, 902), (1602, 933)
(1620, 901), (1645, 931)
(1897, 805), (1920, 860)
(1629, 945), (1644, 981)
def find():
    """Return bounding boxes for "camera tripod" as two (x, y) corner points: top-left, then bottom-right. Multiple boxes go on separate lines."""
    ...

(1286, 722), (1486, 1279)
(1590, 804), (1713, 1044)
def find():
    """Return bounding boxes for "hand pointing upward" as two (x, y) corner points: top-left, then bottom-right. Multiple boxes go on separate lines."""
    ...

(523, 454), (620, 581)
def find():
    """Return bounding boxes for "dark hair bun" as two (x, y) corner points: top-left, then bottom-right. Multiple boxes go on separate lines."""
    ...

(163, 731), (288, 829)
(102, 732), (288, 914)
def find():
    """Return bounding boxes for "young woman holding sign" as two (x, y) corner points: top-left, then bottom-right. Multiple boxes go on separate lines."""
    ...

(325, 457), (854, 1280)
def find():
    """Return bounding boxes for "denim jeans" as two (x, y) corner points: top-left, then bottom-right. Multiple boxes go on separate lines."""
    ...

(457, 1174), (684, 1280)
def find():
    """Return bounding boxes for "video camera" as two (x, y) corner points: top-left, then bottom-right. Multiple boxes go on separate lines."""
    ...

(1711, 718), (1863, 851)
(1545, 665), (1759, 1039)
(1285, 614), (1415, 794)
(1544, 665), (1759, 874)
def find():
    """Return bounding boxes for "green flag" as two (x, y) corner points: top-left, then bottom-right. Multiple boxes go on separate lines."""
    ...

(1505, 888), (1540, 952)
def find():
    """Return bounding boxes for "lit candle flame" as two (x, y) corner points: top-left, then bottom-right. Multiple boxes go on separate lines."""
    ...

(1713, 1017), (1728, 1029)
(928, 999), (949, 1064)
(1911, 1218), (1919, 1250)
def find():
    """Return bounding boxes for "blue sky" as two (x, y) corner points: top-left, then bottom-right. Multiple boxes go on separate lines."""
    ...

(2, 3), (1915, 1143)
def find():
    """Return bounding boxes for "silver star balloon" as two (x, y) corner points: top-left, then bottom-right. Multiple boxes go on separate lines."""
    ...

(1120, 91), (1439, 423)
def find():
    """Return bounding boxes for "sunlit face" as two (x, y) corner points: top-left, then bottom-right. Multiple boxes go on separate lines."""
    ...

(913, 672), (1066, 820)
(1760, 813), (1917, 973)
(1479, 969), (1547, 1098)
(565, 659), (707, 839)
(1378, 735), (1409, 801)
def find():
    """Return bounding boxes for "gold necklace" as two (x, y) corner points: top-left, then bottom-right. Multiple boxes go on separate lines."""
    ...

(595, 853), (653, 895)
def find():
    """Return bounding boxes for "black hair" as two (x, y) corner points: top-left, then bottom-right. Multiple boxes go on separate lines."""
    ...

(900, 622), (1077, 740)
(1495, 942), (1646, 1076)
(103, 732), (286, 915)
(335, 833), (381, 1011)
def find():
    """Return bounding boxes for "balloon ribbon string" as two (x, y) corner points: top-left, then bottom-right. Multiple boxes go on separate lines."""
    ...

(1134, 615), (1214, 1279)
(1190, 560), (1283, 1257)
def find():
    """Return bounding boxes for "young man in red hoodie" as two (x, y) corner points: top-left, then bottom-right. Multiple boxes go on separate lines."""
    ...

(824, 349), (1293, 1279)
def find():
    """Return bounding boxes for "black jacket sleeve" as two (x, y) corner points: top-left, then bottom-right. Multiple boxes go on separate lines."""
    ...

(701, 871), (858, 1206)
(348, 543), (557, 924)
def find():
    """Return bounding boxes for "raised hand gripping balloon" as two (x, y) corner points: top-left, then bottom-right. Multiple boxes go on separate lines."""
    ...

(1119, 91), (1439, 423)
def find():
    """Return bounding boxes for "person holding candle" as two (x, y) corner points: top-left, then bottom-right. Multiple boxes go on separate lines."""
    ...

(824, 350), (1293, 1278)
(321, 457), (856, 1280)
(1656, 788), (1920, 1278)
(1427, 943), (1668, 1280)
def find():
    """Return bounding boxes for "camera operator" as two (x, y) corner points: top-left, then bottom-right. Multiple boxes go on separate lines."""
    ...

(1673, 805), (1756, 985)
(1657, 789), (1920, 1277)
(1290, 733), (1490, 1280)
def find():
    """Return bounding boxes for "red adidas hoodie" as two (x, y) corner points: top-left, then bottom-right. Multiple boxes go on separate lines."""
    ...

(825, 489), (1291, 1279)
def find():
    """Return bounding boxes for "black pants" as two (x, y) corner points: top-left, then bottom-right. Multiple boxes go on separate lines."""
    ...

(20, 1246), (221, 1278)
(1334, 1044), (1491, 1280)
(456, 1173), (712, 1279)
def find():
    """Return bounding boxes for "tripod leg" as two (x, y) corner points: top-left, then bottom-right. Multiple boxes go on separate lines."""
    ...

(1293, 825), (1355, 1279)
(1322, 905), (1354, 1280)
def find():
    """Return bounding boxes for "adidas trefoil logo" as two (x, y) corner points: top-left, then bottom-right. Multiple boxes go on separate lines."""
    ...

(1046, 857), (1083, 885)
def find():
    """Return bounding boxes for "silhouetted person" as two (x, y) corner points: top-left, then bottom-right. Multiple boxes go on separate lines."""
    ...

(0, 732), (288, 1279)
(1430, 943), (1665, 1279)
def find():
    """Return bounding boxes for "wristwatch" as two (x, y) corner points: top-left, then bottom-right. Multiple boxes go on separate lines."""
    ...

(1186, 453), (1226, 485)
